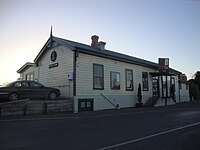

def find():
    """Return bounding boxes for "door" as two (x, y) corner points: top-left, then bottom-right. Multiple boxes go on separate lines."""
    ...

(13, 81), (32, 99)
(29, 81), (49, 99)
(170, 77), (176, 101)
(152, 76), (159, 97)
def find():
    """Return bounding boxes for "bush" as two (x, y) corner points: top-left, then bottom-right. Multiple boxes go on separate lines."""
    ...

(189, 82), (200, 100)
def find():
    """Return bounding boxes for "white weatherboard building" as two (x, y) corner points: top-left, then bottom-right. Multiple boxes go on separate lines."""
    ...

(17, 33), (189, 112)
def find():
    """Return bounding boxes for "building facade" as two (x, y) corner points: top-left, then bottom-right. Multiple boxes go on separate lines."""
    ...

(17, 34), (189, 112)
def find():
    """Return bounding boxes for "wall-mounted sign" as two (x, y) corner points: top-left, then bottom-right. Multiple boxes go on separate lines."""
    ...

(51, 51), (57, 62)
(49, 63), (59, 69)
(159, 58), (169, 72)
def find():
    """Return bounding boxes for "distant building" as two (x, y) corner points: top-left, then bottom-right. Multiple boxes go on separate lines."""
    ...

(17, 32), (189, 112)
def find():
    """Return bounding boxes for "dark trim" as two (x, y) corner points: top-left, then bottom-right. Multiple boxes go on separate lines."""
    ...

(149, 72), (176, 76)
(125, 69), (133, 91)
(93, 64), (104, 90)
(161, 75), (164, 97)
(73, 51), (77, 96)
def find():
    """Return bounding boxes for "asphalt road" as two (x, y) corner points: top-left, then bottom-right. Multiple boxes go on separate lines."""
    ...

(1, 102), (200, 150)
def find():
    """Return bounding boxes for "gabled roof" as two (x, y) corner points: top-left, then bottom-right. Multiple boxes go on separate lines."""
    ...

(17, 62), (35, 73)
(34, 36), (182, 75)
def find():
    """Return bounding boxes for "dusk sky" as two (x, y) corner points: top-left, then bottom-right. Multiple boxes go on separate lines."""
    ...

(0, 0), (200, 85)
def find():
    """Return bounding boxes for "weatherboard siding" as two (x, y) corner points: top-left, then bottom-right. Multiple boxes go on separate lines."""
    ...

(21, 65), (38, 81)
(75, 52), (157, 110)
(38, 45), (73, 98)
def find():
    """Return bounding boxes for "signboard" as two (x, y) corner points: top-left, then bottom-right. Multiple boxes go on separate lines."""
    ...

(159, 58), (169, 72)
(49, 51), (58, 69)
(49, 63), (59, 69)
(51, 51), (57, 62)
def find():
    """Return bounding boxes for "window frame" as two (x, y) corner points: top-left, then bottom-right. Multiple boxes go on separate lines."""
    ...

(125, 69), (133, 91)
(142, 72), (149, 91)
(93, 64), (104, 90)
(26, 72), (35, 81)
(110, 71), (121, 90)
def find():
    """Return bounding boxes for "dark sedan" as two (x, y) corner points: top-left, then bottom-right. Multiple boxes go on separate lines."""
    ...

(0, 80), (60, 101)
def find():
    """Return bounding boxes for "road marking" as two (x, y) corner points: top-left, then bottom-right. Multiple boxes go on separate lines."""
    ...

(97, 121), (200, 150)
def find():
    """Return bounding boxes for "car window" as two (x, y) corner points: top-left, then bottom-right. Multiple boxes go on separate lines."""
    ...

(30, 82), (44, 88)
(14, 82), (29, 88)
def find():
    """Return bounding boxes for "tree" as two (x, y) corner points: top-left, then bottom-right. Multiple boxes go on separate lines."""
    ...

(189, 82), (199, 100)
(194, 71), (200, 89)
(188, 71), (200, 101)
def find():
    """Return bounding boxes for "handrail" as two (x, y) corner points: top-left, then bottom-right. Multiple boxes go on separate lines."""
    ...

(100, 93), (120, 109)
(144, 96), (159, 106)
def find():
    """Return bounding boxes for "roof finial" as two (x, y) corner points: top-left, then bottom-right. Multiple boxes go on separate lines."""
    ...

(50, 25), (53, 48)
(50, 25), (53, 37)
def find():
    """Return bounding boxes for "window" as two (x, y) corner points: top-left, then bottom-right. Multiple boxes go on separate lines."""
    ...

(125, 69), (133, 91)
(30, 82), (44, 88)
(14, 81), (29, 88)
(93, 64), (104, 89)
(111, 72), (120, 90)
(142, 72), (149, 91)
(26, 72), (34, 81)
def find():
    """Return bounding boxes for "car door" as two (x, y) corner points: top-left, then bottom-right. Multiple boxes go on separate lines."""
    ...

(14, 81), (32, 99)
(29, 82), (49, 99)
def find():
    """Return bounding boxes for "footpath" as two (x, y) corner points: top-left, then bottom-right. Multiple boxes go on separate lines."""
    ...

(0, 100), (200, 120)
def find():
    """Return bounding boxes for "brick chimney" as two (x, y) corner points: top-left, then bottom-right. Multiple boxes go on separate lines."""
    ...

(96, 41), (106, 50)
(91, 35), (99, 47)
(91, 35), (106, 50)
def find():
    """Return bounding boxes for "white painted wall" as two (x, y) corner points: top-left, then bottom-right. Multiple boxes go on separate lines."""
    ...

(20, 65), (38, 81)
(37, 44), (74, 98)
(179, 82), (189, 102)
(75, 52), (157, 111)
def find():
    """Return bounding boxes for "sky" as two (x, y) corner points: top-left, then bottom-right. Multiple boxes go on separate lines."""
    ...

(0, 0), (200, 85)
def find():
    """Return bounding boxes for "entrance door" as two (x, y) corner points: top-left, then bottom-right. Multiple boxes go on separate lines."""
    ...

(152, 77), (159, 97)
(170, 77), (176, 101)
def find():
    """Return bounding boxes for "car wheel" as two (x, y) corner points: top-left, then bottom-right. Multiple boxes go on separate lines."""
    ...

(9, 93), (19, 101)
(48, 91), (57, 100)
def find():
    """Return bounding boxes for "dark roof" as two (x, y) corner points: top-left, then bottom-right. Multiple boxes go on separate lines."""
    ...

(34, 36), (181, 75)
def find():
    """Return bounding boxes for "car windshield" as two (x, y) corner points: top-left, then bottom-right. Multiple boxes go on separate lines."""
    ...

(5, 82), (16, 87)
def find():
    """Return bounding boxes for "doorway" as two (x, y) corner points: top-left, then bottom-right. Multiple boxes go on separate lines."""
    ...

(152, 76), (159, 97)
